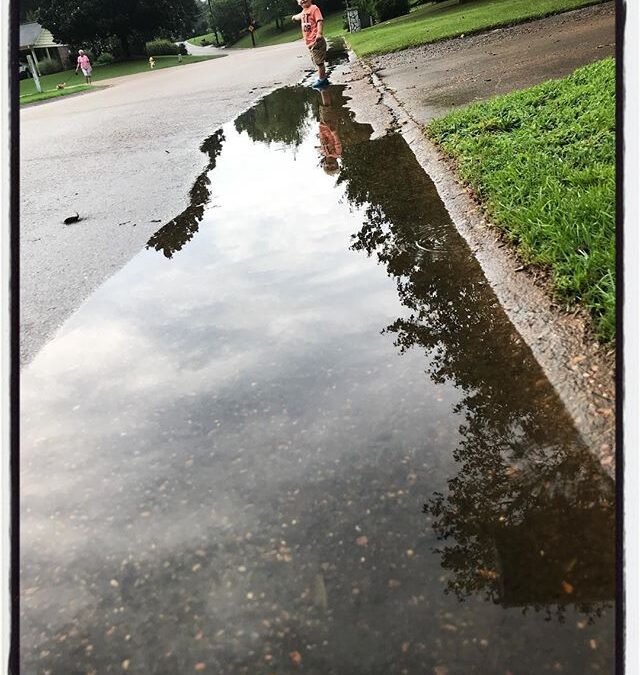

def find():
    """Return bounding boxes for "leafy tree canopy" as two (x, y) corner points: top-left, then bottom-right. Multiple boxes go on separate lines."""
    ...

(208, 0), (249, 45)
(250, 0), (291, 30)
(20, 0), (40, 21)
(36, 0), (200, 54)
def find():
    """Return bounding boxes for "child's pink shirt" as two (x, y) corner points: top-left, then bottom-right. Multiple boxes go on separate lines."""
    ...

(301, 5), (323, 45)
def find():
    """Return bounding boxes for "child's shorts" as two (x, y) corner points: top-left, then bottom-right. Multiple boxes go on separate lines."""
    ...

(308, 37), (327, 66)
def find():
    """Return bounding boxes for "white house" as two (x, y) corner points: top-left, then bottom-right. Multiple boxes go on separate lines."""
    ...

(19, 22), (71, 69)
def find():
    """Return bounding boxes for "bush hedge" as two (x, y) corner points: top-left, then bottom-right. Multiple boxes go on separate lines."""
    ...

(37, 57), (63, 75)
(146, 39), (179, 56)
(95, 52), (115, 66)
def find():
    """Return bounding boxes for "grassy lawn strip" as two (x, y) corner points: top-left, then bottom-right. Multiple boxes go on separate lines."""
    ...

(187, 31), (219, 46)
(20, 55), (224, 98)
(427, 59), (615, 340)
(232, 10), (345, 48)
(20, 84), (92, 105)
(347, 0), (607, 56)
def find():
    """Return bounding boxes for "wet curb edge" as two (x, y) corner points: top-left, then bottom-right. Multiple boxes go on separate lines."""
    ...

(343, 54), (616, 478)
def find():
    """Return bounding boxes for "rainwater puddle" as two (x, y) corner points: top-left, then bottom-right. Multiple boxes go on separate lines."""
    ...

(21, 80), (614, 674)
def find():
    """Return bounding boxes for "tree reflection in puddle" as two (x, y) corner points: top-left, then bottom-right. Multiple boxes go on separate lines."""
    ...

(21, 77), (615, 674)
(144, 80), (614, 622)
(234, 86), (315, 148)
(146, 128), (225, 258)
(338, 131), (615, 620)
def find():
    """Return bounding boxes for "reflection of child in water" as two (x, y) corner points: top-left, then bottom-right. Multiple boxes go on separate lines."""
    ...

(317, 88), (342, 175)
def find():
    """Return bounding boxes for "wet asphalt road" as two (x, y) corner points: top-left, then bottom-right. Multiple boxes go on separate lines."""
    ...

(21, 82), (614, 674)
(20, 42), (309, 365)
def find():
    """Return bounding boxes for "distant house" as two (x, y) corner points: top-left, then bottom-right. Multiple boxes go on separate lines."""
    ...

(19, 22), (71, 70)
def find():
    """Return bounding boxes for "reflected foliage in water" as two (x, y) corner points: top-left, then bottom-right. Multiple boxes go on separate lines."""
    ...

(148, 85), (368, 262)
(428, 440), (614, 619)
(22, 76), (615, 674)
(234, 85), (372, 156)
(339, 132), (615, 617)
(146, 129), (225, 258)
(235, 87), (315, 148)
(233, 38), (349, 149)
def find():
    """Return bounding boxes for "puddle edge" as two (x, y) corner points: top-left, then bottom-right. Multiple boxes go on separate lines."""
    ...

(347, 56), (616, 476)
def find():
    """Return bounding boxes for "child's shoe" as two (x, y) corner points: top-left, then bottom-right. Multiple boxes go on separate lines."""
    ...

(311, 77), (330, 89)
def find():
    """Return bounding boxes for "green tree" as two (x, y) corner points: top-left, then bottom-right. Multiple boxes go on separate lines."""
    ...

(208, 0), (248, 44)
(20, 0), (41, 21)
(36, 0), (200, 56)
(372, 0), (408, 21)
(250, 0), (291, 30)
(191, 0), (211, 36)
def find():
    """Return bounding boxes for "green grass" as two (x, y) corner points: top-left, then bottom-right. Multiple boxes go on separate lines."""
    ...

(346, 0), (607, 56)
(19, 55), (224, 99)
(232, 10), (346, 48)
(187, 32), (219, 46)
(427, 59), (615, 340)
(20, 84), (91, 105)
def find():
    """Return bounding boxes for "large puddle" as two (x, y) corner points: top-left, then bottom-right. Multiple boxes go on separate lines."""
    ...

(21, 73), (615, 674)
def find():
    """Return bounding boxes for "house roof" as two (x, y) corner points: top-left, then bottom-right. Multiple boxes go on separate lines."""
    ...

(19, 22), (66, 49)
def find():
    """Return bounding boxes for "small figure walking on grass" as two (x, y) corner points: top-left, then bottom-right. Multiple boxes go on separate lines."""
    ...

(149, 56), (156, 69)
(75, 49), (92, 84)
(292, 0), (329, 89)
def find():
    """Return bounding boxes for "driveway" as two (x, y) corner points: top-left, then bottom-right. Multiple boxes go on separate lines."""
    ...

(20, 42), (310, 364)
(370, 2), (615, 124)
(178, 39), (225, 55)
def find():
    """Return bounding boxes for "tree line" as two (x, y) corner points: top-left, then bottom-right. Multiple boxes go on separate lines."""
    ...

(20, 0), (344, 56)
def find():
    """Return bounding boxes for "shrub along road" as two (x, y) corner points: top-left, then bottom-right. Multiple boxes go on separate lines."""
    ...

(20, 42), (309, 365)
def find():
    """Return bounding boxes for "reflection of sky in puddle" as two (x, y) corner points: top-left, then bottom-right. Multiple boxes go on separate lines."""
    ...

(21, 87), (614, 674)
(23, 123), (462, 506)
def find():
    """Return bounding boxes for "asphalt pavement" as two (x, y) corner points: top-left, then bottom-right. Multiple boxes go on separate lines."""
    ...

(20, 81), (614, 674)
(20, 3), (615, 366)
(20, 41), (310, 364)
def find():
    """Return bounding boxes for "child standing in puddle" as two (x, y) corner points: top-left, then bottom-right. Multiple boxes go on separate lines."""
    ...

(292, 0), (329, 89)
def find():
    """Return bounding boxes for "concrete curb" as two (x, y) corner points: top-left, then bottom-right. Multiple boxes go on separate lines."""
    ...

(345, 54), (615, 477)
